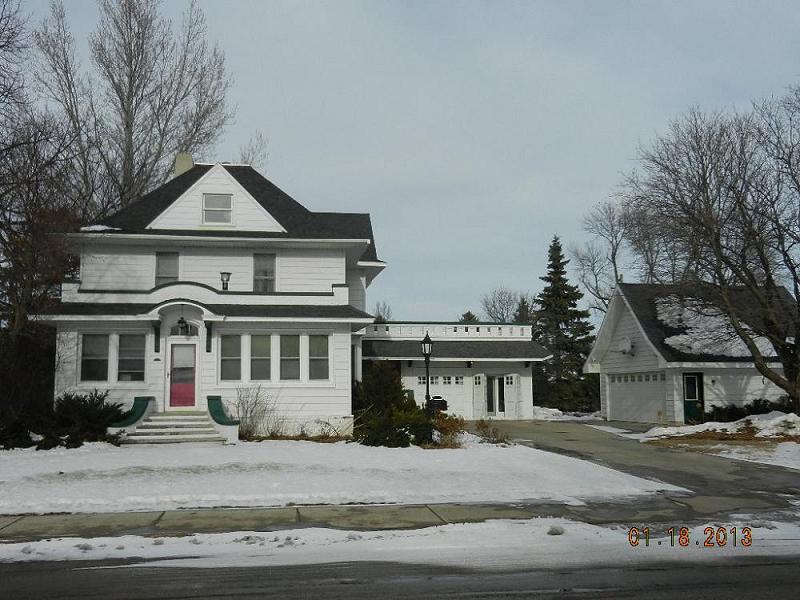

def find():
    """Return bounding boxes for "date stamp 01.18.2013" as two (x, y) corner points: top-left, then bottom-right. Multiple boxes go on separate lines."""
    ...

(627, 526), (753, 548)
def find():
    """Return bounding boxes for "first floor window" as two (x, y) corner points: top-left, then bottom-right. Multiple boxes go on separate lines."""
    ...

(220, 335), (241, 380)
(118, 334), (146, 381)
(505, 375), (514, 386)
(455, 376), (464, 385)
(309, 335), (329, 380)
(430, 376), (439, 385)
(81, 334), (109, 381)
(474, 375), (482, 385)
(443, 376), (452, 385)
(417, 376), (426, 385)
(250, 335), (271, 380)
(280, 335), (300, 380)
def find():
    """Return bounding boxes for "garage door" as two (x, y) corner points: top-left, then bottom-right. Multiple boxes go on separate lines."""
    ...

(608, 372), (665, 423)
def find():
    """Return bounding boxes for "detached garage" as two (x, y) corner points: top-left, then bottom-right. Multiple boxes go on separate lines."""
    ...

(584, 283), (786, 425)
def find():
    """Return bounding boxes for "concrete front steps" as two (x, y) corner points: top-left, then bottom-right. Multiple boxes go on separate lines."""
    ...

(123, 412), (226, 444)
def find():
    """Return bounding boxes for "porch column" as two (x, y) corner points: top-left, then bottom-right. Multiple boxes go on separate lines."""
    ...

(354, 340), (363, 382)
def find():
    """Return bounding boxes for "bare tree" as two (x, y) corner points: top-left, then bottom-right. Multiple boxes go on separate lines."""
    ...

(570, 200), (626, 313)
(238, 130), (269, 171)
(35, 0), (233, 217)
(0, 0), (26, 120)
(480, 286), (518, 322)
(0, 111), (78, 332)
(373, 300), (392, 323)
(622, 105), (800, 412)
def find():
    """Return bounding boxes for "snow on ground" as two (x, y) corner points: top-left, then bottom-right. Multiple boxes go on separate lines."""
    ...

(639, 411), (800, 440)
(703, 442), (800, 471)
(654, 295), (774, 357)
(2, 516), (798, 568)
(0, 439), (685, 515)
(531, 406), (600, 421)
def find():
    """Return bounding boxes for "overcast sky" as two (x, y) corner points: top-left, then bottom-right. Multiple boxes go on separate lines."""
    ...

(27, 0), (800, 321)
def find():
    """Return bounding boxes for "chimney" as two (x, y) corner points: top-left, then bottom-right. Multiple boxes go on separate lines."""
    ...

(173, 152), (194, 178)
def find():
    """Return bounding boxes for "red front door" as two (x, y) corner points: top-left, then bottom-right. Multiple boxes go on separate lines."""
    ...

(170, 344), (196, 407)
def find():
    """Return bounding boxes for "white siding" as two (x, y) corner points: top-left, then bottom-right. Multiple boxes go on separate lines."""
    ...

(347, 268), (366, 311)
(180, 247), (254, 291)
(398, 361), (533, 420)
(80, 244), (154, 290)
(278, 248), (345, 292)
(201, 323), (353, 435)
(148, 165), (285, 232)
(700, 368), (785, 409)
(600, 307), (661, 372)
(54, 322), (164, 411)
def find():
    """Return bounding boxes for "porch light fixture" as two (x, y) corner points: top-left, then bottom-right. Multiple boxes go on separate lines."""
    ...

(177, 316), (190, 336)
(220, 271), (231, 291)
(421, 332), (433, 406)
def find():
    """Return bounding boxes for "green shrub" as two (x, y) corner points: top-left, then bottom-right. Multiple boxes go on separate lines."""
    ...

(1, 390), (126, 450)
(353, 362), (433, 447)
(0, 408), (37, 450)
(704, 396), (794, 423)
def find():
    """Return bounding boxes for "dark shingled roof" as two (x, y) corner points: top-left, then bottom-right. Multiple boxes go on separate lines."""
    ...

(41, 302), (373, 320)
(97, 164), (380, 262)
(362, 339), (551, 361)
(618, 283), (791, 363)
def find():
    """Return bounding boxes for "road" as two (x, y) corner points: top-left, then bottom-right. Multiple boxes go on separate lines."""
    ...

(2, 556), (799, 599)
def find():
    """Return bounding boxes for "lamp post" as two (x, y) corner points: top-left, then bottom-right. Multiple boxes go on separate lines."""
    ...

(421, 332), (433, 408)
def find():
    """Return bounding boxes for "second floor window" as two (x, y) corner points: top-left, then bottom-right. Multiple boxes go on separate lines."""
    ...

(253, 254), (276, 293)
(203, 194), (232, 224)
(156, 252), (178, 286)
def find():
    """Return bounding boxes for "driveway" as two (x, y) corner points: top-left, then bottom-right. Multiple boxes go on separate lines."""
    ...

(491, 420), (800, 522)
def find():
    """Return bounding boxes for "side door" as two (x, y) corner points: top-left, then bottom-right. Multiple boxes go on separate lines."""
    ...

(472, 373), (486, 419)
(682, 372), (705, 424)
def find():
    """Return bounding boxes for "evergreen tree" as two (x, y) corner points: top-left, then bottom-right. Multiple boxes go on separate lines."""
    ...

(512, 297), (533, 326)
(533, 236), (596, 410)
(458, 311), (480, 323)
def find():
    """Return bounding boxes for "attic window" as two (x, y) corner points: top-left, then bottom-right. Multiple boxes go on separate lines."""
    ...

(203, 194), (232, 224)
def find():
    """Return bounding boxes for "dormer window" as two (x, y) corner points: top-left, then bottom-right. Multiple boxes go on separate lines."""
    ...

(203, 193), (232, 224)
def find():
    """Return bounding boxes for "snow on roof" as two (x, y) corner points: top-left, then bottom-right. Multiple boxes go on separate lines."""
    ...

(654, 295), (774, 358)
(80, 225), (122, 232)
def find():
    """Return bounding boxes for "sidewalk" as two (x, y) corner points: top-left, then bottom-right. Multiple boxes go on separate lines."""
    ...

(0, 491), (791, 543)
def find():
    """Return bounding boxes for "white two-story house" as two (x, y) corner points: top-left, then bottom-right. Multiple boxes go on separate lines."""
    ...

(38, 157), (551, 441)
(39, 158), (382, 437)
